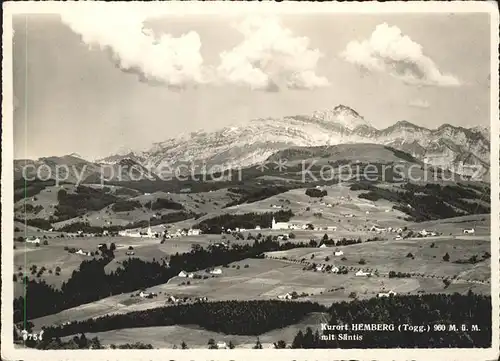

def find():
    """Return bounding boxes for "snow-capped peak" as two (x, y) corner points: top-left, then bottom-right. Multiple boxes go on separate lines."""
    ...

(312, 104), (372, 131)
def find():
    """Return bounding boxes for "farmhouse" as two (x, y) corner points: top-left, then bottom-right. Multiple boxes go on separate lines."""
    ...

(327, 226), (337, 231)
(188, 273), (195, 278)
(272, 217), (289, 230)
(140, 291), (153, 298)
(126, 251), (135, 256)
(178, 271), (188, 278)
(217, 342), (228, 349)
(330, 266), (340, 273)
(370, 225), (386, 232)
(278, 293), (293, 300)
(210, 268), (223, 275)
(187, 229), (201, 236)
(463, 228), (475, 234)
(25, 237), (40, 244)
(333, 250), (344, 256)
(255, 226), (261, 230)
(319, 244), (328, 249)
(355, 270), (371, 277)
(377, 290), (397, 298)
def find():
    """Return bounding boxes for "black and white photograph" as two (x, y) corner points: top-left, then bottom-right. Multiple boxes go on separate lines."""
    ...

(2, 1), (499, 360)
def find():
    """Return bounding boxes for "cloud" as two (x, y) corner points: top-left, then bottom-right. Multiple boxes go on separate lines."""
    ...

(340, 23), (460, 87)
(217, 16), (330, 91)
(59, 7), (328, 92)
(59, 4), (208, 89)
(409, 99), (430, 109)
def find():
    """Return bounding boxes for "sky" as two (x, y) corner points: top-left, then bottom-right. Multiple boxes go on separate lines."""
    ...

(12, 8), (492, 160)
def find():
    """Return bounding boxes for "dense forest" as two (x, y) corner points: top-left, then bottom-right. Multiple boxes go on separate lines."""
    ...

(225, 185), (293, 208)
(290, 292), (491, 348)
(34, 293), (492, 349)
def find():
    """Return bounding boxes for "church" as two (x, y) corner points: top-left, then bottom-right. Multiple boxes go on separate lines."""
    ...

(271, 217), (289, 230)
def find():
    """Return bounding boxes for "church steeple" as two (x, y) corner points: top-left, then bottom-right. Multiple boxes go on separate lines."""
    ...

(272, 217), (276, 229)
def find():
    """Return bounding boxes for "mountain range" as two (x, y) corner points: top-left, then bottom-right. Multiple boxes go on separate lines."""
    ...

(16, 105), (491, 182)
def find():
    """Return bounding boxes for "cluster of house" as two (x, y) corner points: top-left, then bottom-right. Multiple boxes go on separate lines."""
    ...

(417, 229), (439, 238)
(270, 217), (337, 231)
(118, 227), (156, 238)
(315, 264), (340, 273)
(370, 225), (404, 234)
(163, 228), (202, 239)
(26, 236), (41, 244)
(377, 290), (397, 298)
(119, 227), (202, 239)
(178, 268), (222, 278)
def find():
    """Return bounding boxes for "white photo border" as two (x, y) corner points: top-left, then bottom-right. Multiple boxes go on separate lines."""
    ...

(1, 1), (499, 360)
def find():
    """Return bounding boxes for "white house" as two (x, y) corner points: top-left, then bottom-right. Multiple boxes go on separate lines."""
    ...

(76, 249), (85, 255)
(26, 237), (41, 244)
(210, 268), (223, 275)
(333, 250), (344, 256)
(370, 226), (386, 232)
(330, 266), (340, 274)
(319, 244), (328, 249)
(139, 291), (151, 298)
(355, 270), (371, 277)
(216, 342), (228, 349)
(316, 264), (325, 272)
(126, 251), (135, 256)
(178, 271), (188, 278)
(327, 226), (337, 231)
(394, 235), (403, 241)
(272, 217), (289, 230)
(188, 273), (194, 279)
(463, 228), (475, 234)
(377, 290), (397, 298)
(187, 229), (201, 236)
(344, 214), (354, 218)
(255, 225), (261, 230)
(419, 229), (429, 237)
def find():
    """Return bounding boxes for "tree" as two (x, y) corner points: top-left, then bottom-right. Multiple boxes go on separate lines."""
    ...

(128, 246), (134, 250)
(228, 340), (235, 349)
(358, 258), (366, 265)
(110, 243), (116, 251)
(274, 340), (287, 349)
(322, 234), (328, 241)
(181, 341), (188, 349)
(325, 256), (330, 262)
(253, 337), (263, 349)
(443, 252), (450, 262)
(406, 252), (414, 258)
(55, 266), (61, 273)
